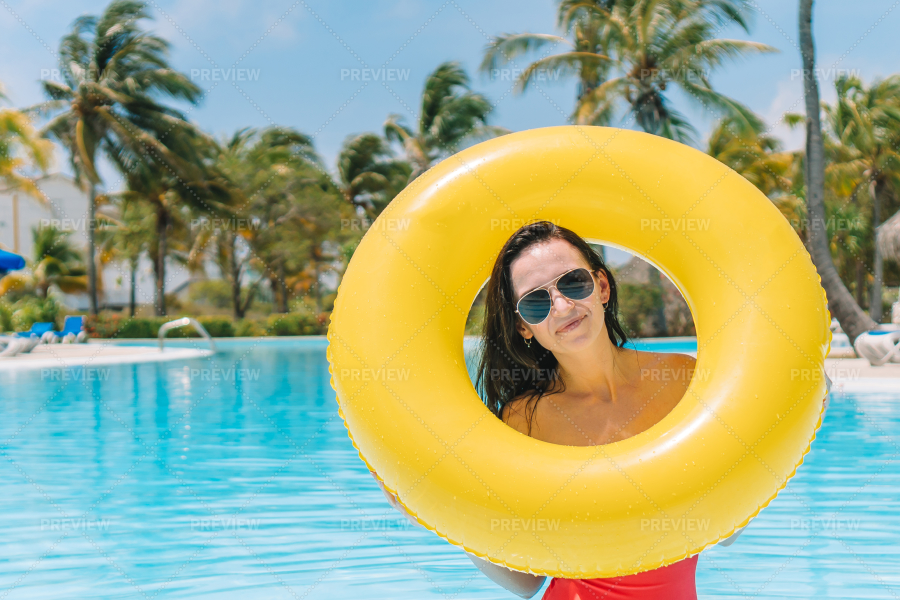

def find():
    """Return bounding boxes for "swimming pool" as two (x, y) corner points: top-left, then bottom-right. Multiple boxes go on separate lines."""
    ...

(0, 337), (896, 598)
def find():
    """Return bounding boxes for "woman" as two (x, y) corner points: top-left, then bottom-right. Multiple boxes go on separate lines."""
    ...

(374, 221), (743, 598)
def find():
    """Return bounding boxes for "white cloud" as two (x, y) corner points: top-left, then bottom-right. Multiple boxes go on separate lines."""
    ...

(763, 77), (806, 152)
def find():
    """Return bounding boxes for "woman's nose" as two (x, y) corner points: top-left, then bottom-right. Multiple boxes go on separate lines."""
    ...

(548, 287), (574, 313)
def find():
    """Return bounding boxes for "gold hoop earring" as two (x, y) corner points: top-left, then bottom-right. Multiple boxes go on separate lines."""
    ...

(524, 337), (532, 348)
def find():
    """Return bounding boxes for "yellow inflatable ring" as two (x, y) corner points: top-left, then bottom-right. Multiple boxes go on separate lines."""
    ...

(326, 126), (830, 578)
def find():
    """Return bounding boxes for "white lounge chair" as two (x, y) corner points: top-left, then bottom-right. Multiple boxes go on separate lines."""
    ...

(19, 335), (40, 353)
(0, 340), (20, 357)
(0, 337), (25, 357)
(853, 330), (900, 366)
(0, 334), (40, 357)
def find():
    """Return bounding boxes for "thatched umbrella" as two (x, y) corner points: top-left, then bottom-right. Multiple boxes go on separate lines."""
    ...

(877, 209), (900, 263)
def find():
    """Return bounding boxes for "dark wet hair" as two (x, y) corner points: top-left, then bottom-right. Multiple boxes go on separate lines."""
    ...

(474, 220), (629, 435)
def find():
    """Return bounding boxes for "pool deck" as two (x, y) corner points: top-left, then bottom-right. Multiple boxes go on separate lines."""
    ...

(0, 341), (213, 372)
(823, 357), (900, 392)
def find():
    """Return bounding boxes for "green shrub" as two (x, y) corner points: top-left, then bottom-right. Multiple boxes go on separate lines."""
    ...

(83, 314), (114, 338)
(80, 314), (324, 338)
(197, 316), (234, 337)
(115, 317), (160, 338)
(267, 312), (325, 336)
(617, 283), (663, 338)
(0, 300), (12, 333)
(464, 303), (485, 336)
(188, 280), (233, 309)
(235, 319), (268, 337)
(11, 297), (60, 332)
(83, 315), (162, 338)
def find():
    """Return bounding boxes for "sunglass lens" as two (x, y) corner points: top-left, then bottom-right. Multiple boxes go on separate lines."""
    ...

(557, 269), (594, 300)
(518, 289), (551, 325)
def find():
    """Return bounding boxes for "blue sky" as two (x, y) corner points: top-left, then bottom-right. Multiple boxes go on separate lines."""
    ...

(2, 0), (899, 190)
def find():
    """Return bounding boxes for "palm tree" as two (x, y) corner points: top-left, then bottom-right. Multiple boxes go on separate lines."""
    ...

(798, 0), (875, 344)
(482, 0), (767, 135)
(0, 226), (86, 299)
(337, 133), (411, 222)
(572, 0), (776, 141)
(384, 62), (508, 183)
(294, 185), (355, 315)
(113, 132), (230, 317)
(29, 225), (87, 298)
(707, 115), (795, 199)
(0, 85), (53, 198)
(822, 74), (900, 322)
(209, 127), (321, 319)
(481, 0), (617, 118)
(34, 0), (203, 315)
(96, 197), (154, 317)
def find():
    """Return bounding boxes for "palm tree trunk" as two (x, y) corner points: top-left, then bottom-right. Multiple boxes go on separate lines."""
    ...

(273, 262), (288, 313)
(156, 205), (168, 317)
(869, 179), (884, 322)
(313, 247), (322, 315)
(129, 258), (137, 318)
(855, 259), (866, 307)
(269, 275), (282, 313)
(575, 76), (599, 124)
(799, 0), (876, 345)
(87, 182), (99, 315)
(231, 232), (245, 320)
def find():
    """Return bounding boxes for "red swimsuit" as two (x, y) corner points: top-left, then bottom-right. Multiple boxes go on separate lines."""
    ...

(542, 554), (699, 600)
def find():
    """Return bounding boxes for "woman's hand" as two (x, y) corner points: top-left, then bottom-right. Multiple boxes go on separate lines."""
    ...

(466, 552), (546, 598)
(369, 470), (425, 530)
(717, 525), (745, 547)
(369, 471), (545, 597)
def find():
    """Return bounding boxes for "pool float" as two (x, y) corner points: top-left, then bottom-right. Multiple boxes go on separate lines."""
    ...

(326, 126), (831, 578)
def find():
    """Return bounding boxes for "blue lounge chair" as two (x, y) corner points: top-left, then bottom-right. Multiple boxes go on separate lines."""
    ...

(15, 322), (55, 339)
(50, 316), (88, 343)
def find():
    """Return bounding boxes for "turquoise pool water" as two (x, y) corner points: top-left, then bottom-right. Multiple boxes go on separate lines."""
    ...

(0, 337), (897, 598)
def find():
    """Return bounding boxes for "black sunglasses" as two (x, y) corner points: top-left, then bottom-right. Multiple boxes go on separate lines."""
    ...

(515, 267), (596, 325)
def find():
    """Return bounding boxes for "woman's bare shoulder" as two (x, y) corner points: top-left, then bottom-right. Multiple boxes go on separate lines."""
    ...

(667, 352), (697, 379)
(628, 350), (697, 391)
(655, 352), (698, 393)
(500, 393), (537, 436)
(631, 348), (695, 371)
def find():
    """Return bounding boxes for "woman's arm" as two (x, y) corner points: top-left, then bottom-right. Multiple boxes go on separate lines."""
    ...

(717, 525), (745, 547)
(369, 471), (547, 598)
(370, 472), (427, 531)
(465, 552), (547, 599)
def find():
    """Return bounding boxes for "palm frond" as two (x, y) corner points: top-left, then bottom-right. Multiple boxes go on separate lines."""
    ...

(479, 33), (573, 74)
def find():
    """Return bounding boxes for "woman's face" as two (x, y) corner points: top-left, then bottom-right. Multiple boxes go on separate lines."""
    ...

(510, 239), (611, 353)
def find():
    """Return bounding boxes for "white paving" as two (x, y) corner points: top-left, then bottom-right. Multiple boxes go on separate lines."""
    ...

(0, 343), (213, 372)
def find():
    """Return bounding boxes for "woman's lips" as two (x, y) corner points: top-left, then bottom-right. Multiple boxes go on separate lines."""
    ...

(557, 315), (585, 334)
